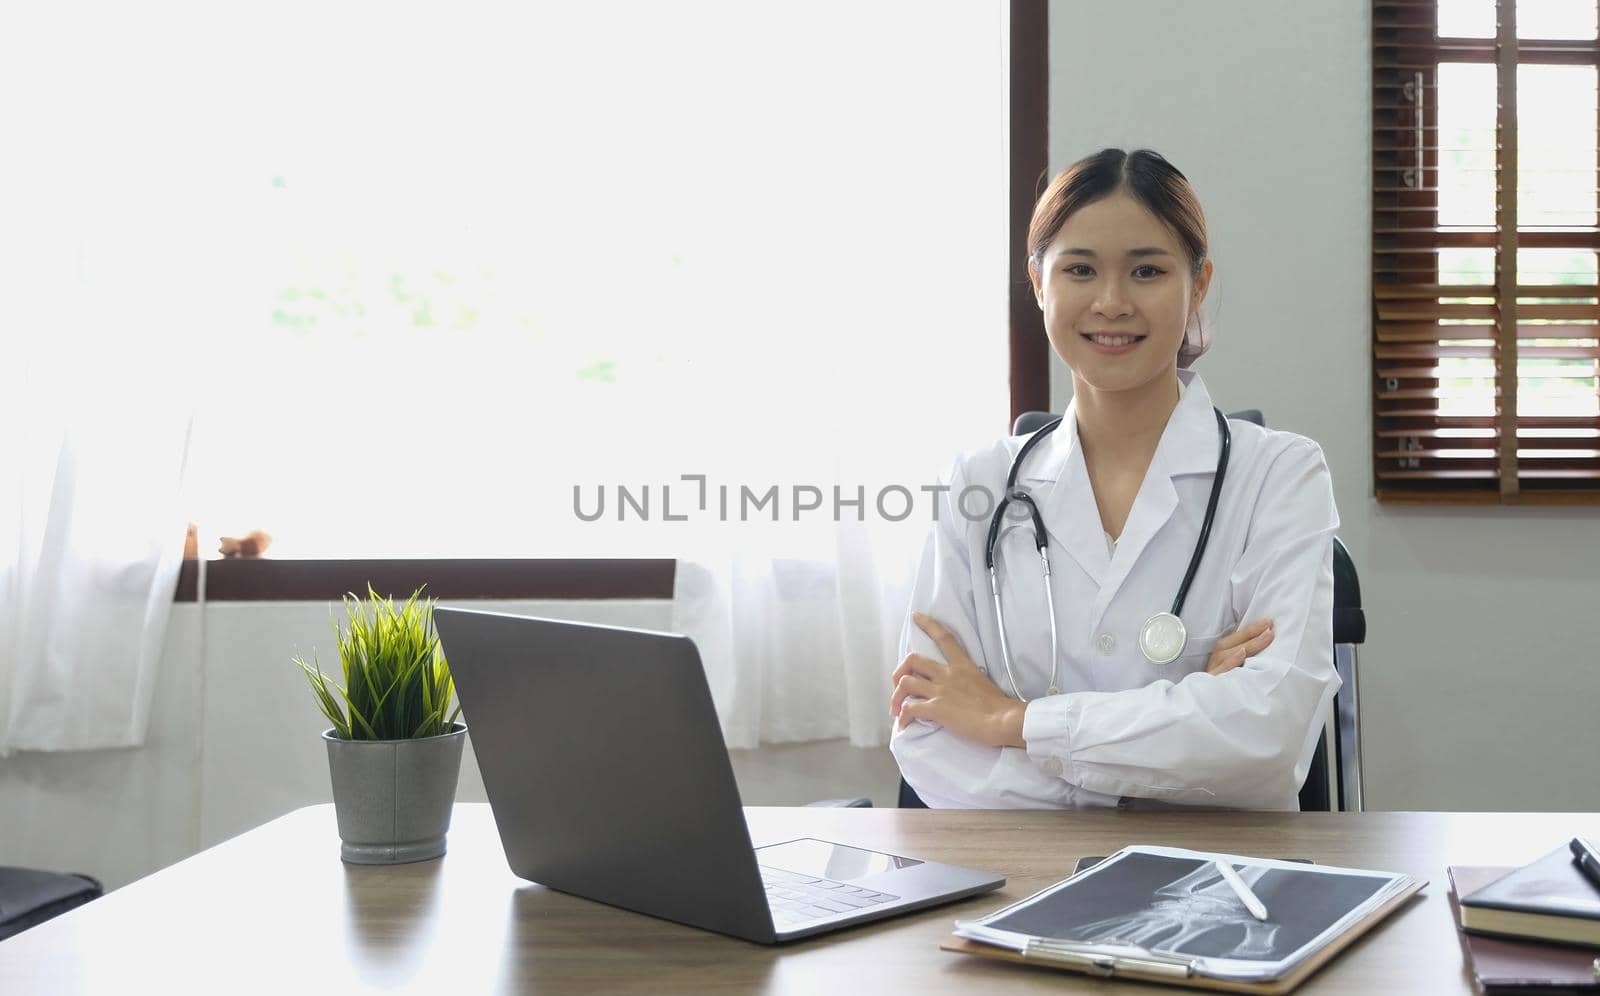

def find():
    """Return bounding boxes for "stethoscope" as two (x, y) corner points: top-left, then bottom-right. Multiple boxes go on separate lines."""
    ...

(984, 407), (1231, 701)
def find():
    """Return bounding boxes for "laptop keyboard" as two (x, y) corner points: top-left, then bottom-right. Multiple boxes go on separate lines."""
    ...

(760, 865), (900, 928)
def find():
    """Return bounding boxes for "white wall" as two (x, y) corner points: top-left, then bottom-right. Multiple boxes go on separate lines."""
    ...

(1048, 0), (1600, 810)
(0, 601), (899, 891)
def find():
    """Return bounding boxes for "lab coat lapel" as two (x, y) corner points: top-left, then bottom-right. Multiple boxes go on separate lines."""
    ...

(1018, 404), (1110, 587)
(1088, 372), (1222, 626)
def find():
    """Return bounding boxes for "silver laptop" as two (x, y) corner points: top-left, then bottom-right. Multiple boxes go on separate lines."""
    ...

(434, 606), (1004, 944)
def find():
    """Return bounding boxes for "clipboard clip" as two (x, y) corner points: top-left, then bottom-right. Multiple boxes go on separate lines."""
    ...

(1022, 938), (1196, 979)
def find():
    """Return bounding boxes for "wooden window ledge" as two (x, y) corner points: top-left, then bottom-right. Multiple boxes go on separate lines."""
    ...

(173, 558), (676, 603)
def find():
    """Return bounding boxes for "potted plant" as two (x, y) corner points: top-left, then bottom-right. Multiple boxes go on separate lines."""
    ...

(293, 585), (466, 864)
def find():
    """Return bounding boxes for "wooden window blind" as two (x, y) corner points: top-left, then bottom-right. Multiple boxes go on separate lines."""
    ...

(1373, 0), (1600, 503)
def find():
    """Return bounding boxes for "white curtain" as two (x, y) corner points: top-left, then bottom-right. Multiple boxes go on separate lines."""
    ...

(0, 3), (219, 753)
(1, 0), (1009, 753)
(0, 346), (192, 754)
(668, 2), (1011, 749)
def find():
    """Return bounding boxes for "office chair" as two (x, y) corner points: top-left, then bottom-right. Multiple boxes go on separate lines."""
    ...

(813, 408), (1367, 813)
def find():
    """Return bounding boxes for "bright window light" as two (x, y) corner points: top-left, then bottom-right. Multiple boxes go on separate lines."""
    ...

(158, 1), (1010, 559)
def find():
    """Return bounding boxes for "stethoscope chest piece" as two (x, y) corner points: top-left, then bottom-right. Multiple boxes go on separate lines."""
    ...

(1138, 612), (1187, 666)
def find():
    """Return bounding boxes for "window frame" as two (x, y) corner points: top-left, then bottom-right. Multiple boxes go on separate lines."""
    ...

(1373, 0), (1600, 504)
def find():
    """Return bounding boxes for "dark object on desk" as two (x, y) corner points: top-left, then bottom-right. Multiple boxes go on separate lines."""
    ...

(1572, 838), (1600, 893)
(1448, 866), (1600, 993)
(1459, 845), (1600, 947)
(0, 867), (102, 940)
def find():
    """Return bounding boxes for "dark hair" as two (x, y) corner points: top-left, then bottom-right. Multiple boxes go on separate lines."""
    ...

(1027, 148), (1208, 279)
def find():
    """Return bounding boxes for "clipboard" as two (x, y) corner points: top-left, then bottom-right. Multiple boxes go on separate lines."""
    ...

(940, 871), (1425, 994)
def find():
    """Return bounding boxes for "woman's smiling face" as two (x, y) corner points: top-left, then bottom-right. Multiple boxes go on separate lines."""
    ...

(1029, 191), (1212, 395)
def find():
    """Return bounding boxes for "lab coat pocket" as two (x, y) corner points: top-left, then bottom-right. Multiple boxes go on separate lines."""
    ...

(1173, 631), (1224, 674)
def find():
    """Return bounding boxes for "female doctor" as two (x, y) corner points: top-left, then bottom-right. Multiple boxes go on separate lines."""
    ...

(888, 148), (1339, 811)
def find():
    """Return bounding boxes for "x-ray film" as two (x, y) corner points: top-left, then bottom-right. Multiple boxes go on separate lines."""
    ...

(955, 846), (1416, 982)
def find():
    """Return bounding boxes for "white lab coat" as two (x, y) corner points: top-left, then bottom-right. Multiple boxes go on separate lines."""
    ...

(890, 370), (1340, 811)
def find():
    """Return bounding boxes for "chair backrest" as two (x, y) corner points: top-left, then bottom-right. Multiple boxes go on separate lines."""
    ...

(898, 408), (1364, 812)
(1299, 536), (1364, 812)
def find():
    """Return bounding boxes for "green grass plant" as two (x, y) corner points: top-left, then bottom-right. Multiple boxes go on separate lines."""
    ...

(294, 585), (461, 741)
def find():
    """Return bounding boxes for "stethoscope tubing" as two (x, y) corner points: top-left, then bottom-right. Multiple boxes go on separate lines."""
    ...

(1170, 407), (1231, 619)
(985, 407), (1231, 699)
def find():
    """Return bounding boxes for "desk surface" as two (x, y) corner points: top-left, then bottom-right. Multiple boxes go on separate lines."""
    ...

(3, 804), (1598, 994)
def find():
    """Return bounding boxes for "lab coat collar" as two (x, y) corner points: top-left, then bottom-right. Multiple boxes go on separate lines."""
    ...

(1156, 369), (1224, 478)
(1017, 370), (1221, 596)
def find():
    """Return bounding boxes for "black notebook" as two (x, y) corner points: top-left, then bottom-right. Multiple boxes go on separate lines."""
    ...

(1449, 866), (1600, 993)
(1459, 844), (1600, 947)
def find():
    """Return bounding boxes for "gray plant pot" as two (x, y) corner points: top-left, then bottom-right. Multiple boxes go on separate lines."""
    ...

(322, 723), (467, 865)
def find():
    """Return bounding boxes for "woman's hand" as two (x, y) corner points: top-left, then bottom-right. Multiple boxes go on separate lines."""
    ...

(1205, 619), (1274, 675)
(890, 612), (1026, 748)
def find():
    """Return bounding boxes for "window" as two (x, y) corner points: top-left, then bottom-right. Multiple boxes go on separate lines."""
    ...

(173, 2), (1012, 558)
(1373, 0), (1600, 501)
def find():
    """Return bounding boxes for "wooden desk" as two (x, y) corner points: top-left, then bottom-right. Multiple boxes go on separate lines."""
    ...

(3, 804), (1597, 994)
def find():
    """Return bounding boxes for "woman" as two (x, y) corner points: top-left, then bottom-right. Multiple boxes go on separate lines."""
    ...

(889, 148), (1339, 810)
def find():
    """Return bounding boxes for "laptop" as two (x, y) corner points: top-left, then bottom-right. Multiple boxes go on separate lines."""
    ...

(433, 606), (1005, 944)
